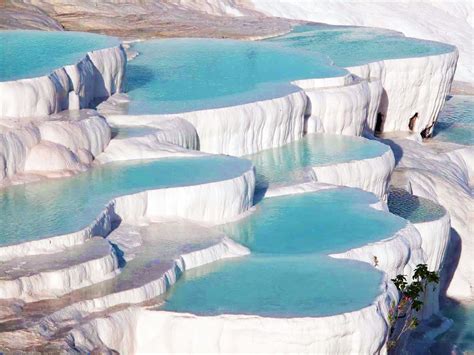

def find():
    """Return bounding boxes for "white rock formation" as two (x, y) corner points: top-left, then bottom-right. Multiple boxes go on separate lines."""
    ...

(104, 90), (308, 156)
(311, 148), (395, 200)
(0, 46), (126, 118)
(97, 116), (201, 164)
(412, 212), (451, 318)
(0, 111), (110, 185)
(0, 238), (119, 302)
(386, 138), (473, 300)
(24, 141), (86, 174)
(348, 51), (458, 135)
(302, 78), (373, 136)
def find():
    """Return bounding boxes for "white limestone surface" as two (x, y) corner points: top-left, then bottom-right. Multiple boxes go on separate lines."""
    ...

(311, 148), (395, 200)
(104, 90), (308, 156)
(412, 212), (451, 319)
(47, 236), (250, 344)
(0, 121), (41, 181)
(303, 79), (371, 136)
(387, 138), (473, 300)
(0, 46), (126, 119)
(0, 238), (120, 302)
(0, 112), (111, 185)
(348, 51), (458, 135)
(97, 116), (201, 164)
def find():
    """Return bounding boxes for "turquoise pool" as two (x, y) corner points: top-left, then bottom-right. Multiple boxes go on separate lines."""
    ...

(0, 30), (120, 82)
(163, 255), (382, 317)
(388, 188), (446, 224)
(162, 189), (406, 317)
(433, 95), (474, 146)
(126, 38), (346, 114)
(267, 24), (455, 68)
(432, 302), (474, 353)
(246, 133), (389, 189)
(0, 156), (251, 246)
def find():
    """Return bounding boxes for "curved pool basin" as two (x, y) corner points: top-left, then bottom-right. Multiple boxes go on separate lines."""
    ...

(125, 38), (347, 115)
(223, 189), (405, 255)
(388, 188), (446, 224)
(163, 254), (383, 317)
(161, 189), (406, 317)
(433, 95), (474, 146)
(0, 30), (120, 82)
(0, 155), (252, 246)
(245, 133), (389, 189)
(266, 24), (455, 67)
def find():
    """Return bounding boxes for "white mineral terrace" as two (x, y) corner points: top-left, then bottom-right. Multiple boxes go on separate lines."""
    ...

(0, 19), (471, 354)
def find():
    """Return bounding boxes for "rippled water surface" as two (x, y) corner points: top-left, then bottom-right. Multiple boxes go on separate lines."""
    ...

(388, 188), (446, 223)
(0, 30), (119, 81)
(433, 95), (474, 146)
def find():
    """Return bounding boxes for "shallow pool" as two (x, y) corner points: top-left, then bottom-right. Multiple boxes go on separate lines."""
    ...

(163, 255), (382, 317)
(126, 38), (346, 114)
(433, 95), (474, 146)
(0, 156), (251, 246)
(388, 188), (446, 223)
(162, 189), (406, 317)
(0, 30), (120, 82)
(431, 302), (474, 353)
(246, 133), (389, 189)
(267, 24), (454, 67)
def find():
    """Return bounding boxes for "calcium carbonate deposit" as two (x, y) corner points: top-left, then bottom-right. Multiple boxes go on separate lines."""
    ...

(0, 9), (472, 354)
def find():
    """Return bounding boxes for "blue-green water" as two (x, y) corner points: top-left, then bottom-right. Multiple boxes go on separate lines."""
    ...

(222, 189), (405, 255)
(163, 189), (406, 317)
(163, 255), (382, 317)
(246, 134), (389, 189)
(432, 303), (474, 353)
(0, 156), (251, 246)
(126, 38), (346, 114)
(267, 24), (455, 67)
(433, 95), (474, 146)
(388, 188), (446, 224)
(0, 30), (120, 82)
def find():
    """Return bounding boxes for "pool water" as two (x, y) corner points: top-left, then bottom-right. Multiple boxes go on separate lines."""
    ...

(0, 30), (120, 82)
(246, 133), (389, 189)
(222, 189), (406, 255)
(267, 24), (455, 68)
(388, 188), (446, 224)
(0, 156), (251, 246)
(126, 38), (346, 114)
(432, 302), (474, 353)
(162, 189), (406, 317)
(163, 255), (382, 317)
(433, 95), (474, 146)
